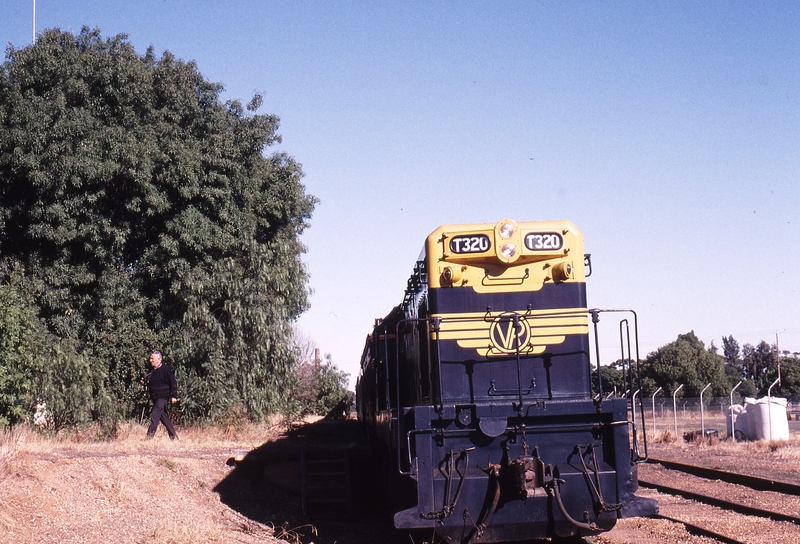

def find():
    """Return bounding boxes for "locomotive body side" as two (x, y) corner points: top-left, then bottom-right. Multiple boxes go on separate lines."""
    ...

(357, 219), (657, 543)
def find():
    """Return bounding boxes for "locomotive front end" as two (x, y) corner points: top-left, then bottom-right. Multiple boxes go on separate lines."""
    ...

(358, 219), (657, 543)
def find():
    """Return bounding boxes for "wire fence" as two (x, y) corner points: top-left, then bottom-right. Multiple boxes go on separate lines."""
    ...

(630, 396), (800, 440)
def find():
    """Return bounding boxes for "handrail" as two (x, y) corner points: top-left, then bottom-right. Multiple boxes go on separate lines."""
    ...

(590, 310), (603, 405)
(481, 267), (529, 285)
(395, 317), (438, 476)
(590, 308), (648, 461)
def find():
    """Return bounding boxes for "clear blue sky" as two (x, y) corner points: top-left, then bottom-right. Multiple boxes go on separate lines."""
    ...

(3, 2), (799, 386)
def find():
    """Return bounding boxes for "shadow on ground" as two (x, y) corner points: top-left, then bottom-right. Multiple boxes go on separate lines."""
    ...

(213, 419), (418, 544)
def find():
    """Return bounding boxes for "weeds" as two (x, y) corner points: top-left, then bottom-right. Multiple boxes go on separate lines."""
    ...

(273, 522), (318, 544)
(159, 458), (180, 472)
(745, 438), (796, 455)
(653, 429), (677, 443)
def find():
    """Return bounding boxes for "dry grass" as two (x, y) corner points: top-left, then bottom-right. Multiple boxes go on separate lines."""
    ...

(0, 420), (292, 544)
(744, 436), (800, 458)
(648, 428), (800, 449)
(0, 416), (290, 454)
(0, 430), (16, 532)
(678, 433), (800, 455)
(653, 429), (678, 443)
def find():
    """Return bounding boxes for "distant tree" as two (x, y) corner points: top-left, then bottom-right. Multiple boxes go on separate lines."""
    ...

(723, 364), (756, 400)
(591, 364), (623, 398)
(778, 356), (800, 400)
(0, 28), (316, 423)
(741, 341), (778, 392)
(722, 336), (741, 366)
(291, 354), (349, 417)
(291, 326), (319, 368)
(591, 359), (650, 398)
(641, 332), (728, 397)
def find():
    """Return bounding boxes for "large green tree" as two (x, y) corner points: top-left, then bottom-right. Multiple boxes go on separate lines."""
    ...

(0, 28), (316, 423)
(640, 331), (728, 397)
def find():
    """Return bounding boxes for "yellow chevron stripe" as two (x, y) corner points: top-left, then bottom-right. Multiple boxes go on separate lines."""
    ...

(430, 308), (587, 357)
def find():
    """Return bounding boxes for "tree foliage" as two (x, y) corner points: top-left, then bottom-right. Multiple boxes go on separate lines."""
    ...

(591, 360), (629, 399)
(722, 335), (740, 367)
(0, 28), (316, 425)
(635, 332), (797, 401)
(287, 329), (350, 418)
(0, 273), (50, 426)
(740, 341), (778, 390)
(640, 331), (728, 397)
(291, 355), (350, 418)
(779, 356), (800, 399)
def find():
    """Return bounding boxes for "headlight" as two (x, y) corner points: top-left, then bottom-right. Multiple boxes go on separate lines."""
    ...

(501, 243), (517, 259)
(499, 222), (515, 239)
(442, 266), (462, 284)
(552, 262), (572, 282)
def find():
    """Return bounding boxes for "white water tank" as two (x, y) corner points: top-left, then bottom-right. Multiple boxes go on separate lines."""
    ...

(751, 397), (789, 441)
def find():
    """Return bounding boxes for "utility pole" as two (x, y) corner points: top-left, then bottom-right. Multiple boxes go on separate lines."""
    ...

(32, 0), (37, 44)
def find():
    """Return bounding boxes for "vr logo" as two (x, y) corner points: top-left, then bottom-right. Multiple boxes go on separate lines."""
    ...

(489, 313), (531, 354)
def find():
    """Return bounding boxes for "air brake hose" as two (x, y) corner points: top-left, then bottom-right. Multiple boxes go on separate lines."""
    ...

(473, 466), (501, 541)
(551, 478), (601, 533)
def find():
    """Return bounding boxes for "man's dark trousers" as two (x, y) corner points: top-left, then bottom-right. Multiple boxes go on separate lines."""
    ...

(147, 397), (177, 439)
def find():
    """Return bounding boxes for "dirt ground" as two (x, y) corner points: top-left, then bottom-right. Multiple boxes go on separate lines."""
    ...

(0, 422), (298, 544)
(1, 422), (798, 544)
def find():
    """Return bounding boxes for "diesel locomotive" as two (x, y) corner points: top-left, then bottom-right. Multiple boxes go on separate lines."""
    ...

(357, 219), (658, 543)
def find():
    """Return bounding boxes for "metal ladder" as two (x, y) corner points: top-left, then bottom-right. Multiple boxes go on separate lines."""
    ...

(300, 449), (354, 517)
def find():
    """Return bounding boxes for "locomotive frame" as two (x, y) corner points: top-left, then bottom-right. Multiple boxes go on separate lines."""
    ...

(357, 219), (657, 543)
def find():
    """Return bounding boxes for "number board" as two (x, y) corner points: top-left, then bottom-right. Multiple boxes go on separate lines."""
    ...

(524, 232), (563, 251)
(450, 234), (491, 254)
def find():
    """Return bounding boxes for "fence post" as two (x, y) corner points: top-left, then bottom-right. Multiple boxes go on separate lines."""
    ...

(672, 384), (684, 437)
(700, 383), (712, 437)
(767, 377), (781, 442)
(651, 387), (662, 435)
(729, 381), (742, 439)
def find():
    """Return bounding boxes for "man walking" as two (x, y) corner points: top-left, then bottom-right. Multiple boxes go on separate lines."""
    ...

(143, 350), (179, 440)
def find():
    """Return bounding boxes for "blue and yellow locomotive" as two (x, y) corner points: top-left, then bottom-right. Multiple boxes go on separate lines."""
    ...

(357, 219), (657, 542)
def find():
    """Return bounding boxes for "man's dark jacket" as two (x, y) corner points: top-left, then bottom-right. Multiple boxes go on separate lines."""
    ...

(146, 364), (178, 401)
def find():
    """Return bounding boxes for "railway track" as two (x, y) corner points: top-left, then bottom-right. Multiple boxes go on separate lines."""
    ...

(647, 457), (800, 496)
(636, 457), (800, 543)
